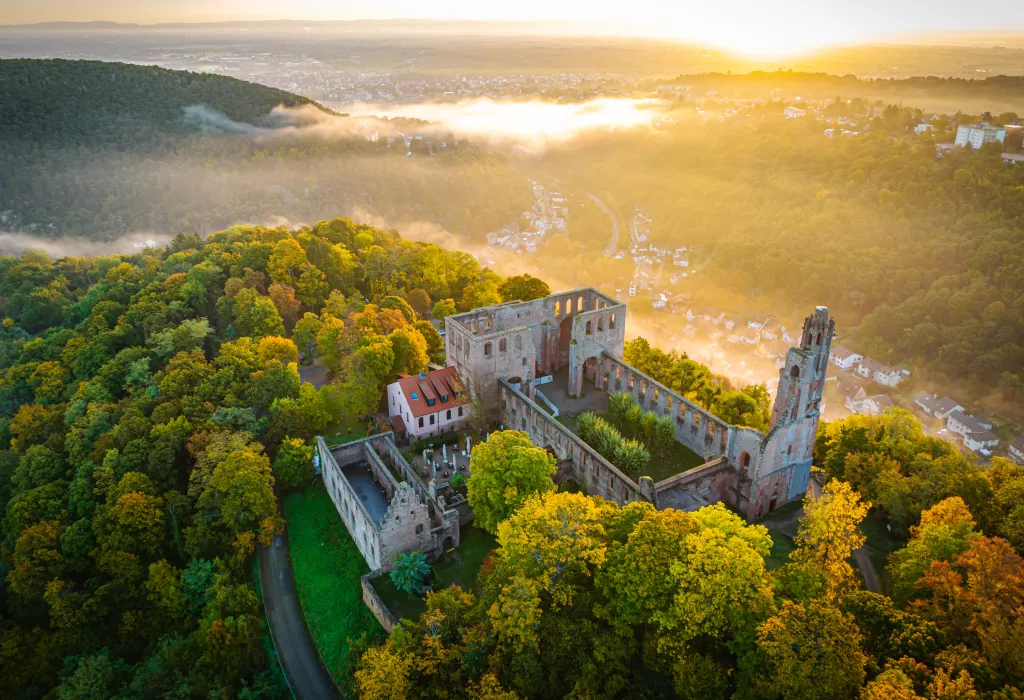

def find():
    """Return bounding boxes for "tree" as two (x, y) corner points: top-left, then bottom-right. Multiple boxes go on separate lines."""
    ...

(389, 326), (430, 375)
(746, 600), (867, 700)
(413, 320), (445, 364)
(355, 644), (414, 700)
(889, 497), (979, 604)
(467, 430), (556, 534)
(792, 480), (869, 599)
(267, 238), (308, 286)
(232, 288), (285, 340)
(432, 299), (456, 321)
(272, 438), (314, 490)
(498, 274), (551, 303)
(267, 283), (301, 328)
(406, 289), (431, 317)
(390, 551), (432, 594)
(291, 311), (322, 361)
(256, 335), (299, 364)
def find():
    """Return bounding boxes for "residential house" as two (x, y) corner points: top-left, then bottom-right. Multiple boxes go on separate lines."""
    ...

(913, 393), (964, 420)
(847, 394), (896, 416)
(829, 345), (863, 370)
(784, 106), (806, 119)
(874, 365), (905, 387)
(855, 357), (885, 380)
(837, 375), (868, 404)
(946, 410), (999, 453)
(387, 367), (472, 439)
(1002, 153), (1024, 165)
(1009, 434), (1024, 466)
(760, 321), (781, 341)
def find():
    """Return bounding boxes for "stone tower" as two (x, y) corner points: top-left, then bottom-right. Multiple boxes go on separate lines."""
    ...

(747, 307), (833, 518)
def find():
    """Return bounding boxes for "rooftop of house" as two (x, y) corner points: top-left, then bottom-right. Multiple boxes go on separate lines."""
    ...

(947, 409), (993, 433)
(858, 357), (886, 373)
(914, 393), (961, 415)
(831, 345), (860, 360)
(1010, 434), (1024, 454)
(393, 367), (470, 419)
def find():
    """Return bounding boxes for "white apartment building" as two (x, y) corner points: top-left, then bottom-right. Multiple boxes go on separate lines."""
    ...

(955, 124), (1007, 149)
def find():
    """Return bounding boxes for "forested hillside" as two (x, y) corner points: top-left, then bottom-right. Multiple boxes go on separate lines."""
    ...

(0, 218), (521, 697)
(536, 117), (1024, 397)
(0, 59), (318, 149)
(0, 60), (531, 239)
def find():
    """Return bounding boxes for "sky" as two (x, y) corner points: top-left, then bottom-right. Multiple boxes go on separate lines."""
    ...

(4, 0), (1024, 57)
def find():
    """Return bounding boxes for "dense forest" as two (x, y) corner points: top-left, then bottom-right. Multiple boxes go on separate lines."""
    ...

(535, 115), (1024, 398)
(354, 411), (1024, 699)
(0, 217), (532, 698)
(0, 60), (531, 239)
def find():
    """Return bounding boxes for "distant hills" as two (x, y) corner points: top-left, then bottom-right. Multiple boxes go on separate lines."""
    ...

(0, 58), (320, 149)
(0, 58), (530, 240)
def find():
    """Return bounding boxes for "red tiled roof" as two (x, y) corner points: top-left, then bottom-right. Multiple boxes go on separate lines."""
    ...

(394, 367), (470, 419)
(390, 414), (407, 434)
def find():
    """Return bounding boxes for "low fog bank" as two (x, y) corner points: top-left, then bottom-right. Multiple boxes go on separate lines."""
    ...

(0, 232), (174, 258)
(343, 97), (670, 149)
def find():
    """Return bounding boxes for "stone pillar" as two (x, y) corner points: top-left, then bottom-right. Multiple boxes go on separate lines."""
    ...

(569, 364), (584, 398)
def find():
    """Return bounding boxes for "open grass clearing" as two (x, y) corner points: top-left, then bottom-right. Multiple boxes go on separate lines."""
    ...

(283, 484), (384, 689)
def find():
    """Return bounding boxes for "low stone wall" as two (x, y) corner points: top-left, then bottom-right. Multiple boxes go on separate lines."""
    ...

(360, 571), (398, 634)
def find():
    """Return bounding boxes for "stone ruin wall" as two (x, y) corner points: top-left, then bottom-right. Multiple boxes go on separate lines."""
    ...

(498, 379), (655, 506)
(318, 433), (461, 573)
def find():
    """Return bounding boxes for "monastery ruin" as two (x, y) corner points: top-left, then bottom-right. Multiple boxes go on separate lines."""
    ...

(320, 287), (833, 579)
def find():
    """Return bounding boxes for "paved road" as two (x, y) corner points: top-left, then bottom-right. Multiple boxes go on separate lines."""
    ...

(852, 545), (881, 593)
(260, 533), (338, 700)
(587, 192), (621, 256)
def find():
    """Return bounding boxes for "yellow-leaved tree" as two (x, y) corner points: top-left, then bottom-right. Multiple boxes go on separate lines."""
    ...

(792, 480), (869, 599)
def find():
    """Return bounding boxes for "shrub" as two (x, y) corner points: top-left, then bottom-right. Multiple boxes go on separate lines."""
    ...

(390, 551), (432, 595)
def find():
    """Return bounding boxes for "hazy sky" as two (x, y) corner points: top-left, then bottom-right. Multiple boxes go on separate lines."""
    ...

(5, 0), (1024, 55)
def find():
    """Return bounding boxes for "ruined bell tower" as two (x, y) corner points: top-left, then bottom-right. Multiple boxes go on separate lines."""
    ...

(746, 307), (833, 518)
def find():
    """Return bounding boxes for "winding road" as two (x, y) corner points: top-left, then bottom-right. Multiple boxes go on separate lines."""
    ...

(587, 192), (622, 256)
(260, 533), (338, 699)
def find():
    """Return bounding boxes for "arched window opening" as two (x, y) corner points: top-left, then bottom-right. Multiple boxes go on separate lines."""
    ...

(515, 335), (522, 351)
(499, 338), (507, 352)
(597, 316), (604, 332)
(610, 313), (617, 329)
(415, 524), (424, 534)
(554, 301), (561, 316)
(790, 365), (800, 378)
(586, 320), (593, 335)
(741, 452), (751, 470)
(484, 342), (492, 357)
(816, 331), (822, 345)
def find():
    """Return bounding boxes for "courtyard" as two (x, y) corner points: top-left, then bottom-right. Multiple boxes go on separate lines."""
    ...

(542, 366), (706, 483)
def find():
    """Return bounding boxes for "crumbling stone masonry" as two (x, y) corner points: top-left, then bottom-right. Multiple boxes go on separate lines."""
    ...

(451, 289), (832, 521)
(316, 433), (460, 571)
(445, 289), (627, 411)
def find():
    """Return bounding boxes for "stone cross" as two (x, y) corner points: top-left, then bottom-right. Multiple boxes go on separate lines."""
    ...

(466, 436), (471, 453)
(442, 443), (447, 461)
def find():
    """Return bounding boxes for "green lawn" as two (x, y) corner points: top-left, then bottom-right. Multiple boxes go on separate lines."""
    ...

(371, 526), (498, 622)
(558, 412), (705, 483)
(765, 532), (797, 570)
(283, 484), (384, 688)
(323, 417), (368, 447)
